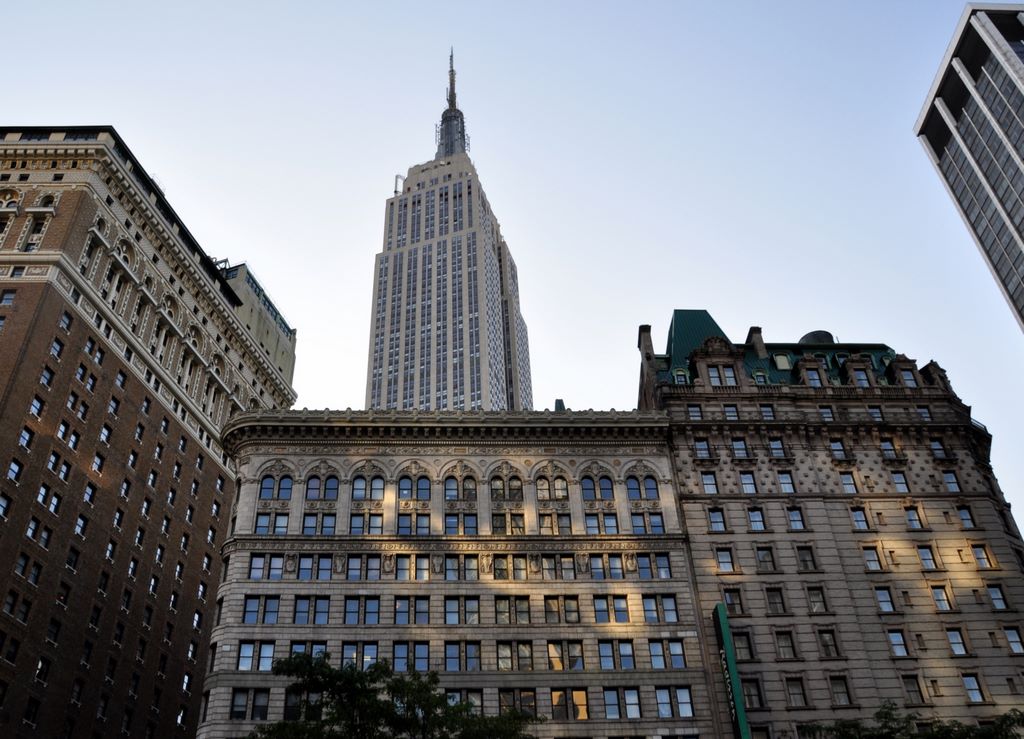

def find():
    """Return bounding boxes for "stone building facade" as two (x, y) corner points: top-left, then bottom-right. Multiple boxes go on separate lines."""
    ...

(202, 309), (1024, 739)
(639, 310), (1024, 737)
(199, 410), (717, 737)
(0, 127), (296, 738)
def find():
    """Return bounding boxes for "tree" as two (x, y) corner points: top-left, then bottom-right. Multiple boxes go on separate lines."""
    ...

(801, 701), (1024, 739)
(250, 654), (538, 739)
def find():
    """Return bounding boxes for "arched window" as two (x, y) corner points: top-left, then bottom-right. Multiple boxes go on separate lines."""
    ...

(626, 477), (641, 500)
(581, 477), (596, 500)
(644, 476), (659, 500)
(370, 476), (384, 500)
(508, 477), (523, 501)
(490, 477), (505, 501)
(259, 476), (275, 500)
(305, 476), (321, 501)
(277, 476), (292, 501)
(40, 195), (54, 208)
(416, 476), (431, 501)
(462, 477), (477, 501)
(324, 476), (339, 501)
(444, 477), (458, 500)
(599, 476), (614, 501)
(536, 477), (551, 501)
(352, 477), (367, 500)
(553, 477), (569, 500)
(398, 477), (413, 500)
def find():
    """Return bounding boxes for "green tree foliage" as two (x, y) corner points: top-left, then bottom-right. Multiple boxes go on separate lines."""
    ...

(249, 654), (539, 739)
(801, 701), (1024, 739)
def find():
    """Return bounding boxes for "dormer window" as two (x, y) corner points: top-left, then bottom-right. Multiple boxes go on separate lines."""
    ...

(773, 354), (792, 370)
(806, 368), (823, 388)
(852, 369), (869, 388)
(900, 370), (918, 388)
(708, 366), (737, 387)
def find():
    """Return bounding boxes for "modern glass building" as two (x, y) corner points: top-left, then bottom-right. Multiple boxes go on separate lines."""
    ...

(917, 3), (1024, 331)
(364, 54), (532, 411)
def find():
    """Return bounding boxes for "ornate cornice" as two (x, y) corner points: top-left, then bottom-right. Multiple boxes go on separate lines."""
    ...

(222, 409), (671, 455)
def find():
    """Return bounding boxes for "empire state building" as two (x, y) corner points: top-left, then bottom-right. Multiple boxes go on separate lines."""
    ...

(365, 54), (533, 410)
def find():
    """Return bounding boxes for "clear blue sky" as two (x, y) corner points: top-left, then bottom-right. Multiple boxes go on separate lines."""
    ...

(10, 1), (1024, 512)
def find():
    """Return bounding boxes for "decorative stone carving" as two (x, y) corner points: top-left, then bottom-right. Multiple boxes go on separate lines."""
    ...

(624, 552), (637, 572)
(285, 554), (297, 572)
(431, 554), (444, 574)
(575, 553), (590, 573)
(382, 554), (395, 573)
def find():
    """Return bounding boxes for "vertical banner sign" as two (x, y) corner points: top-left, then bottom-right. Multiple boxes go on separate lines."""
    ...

(713, 603), (752, 739)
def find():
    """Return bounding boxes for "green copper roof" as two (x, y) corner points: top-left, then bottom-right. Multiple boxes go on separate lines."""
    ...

(658, 310), (897, 387)
(666, 310), (730, 372)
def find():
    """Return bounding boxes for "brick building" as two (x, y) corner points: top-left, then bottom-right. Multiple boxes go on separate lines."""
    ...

(0, 127), (296, 738)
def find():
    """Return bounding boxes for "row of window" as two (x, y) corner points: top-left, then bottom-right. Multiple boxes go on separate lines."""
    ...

(253, 509), (667, 536)
(247, 552), (672, 582)
(693, 436), (956, 464)
(709, 502), (980, 533)
(697, 361), (921, 391)
(258, 473), (662, 502)
(238, 593), (681, 626)
(695, 468), (958, 496)
(225, 683), (695, 723)
(684, 401), (934, 424)
(228, 636), (688, 673)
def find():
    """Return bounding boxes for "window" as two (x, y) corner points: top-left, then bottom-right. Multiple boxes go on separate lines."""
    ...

(546, 640), (584, 672)
(742, 679), (764, 709)
(755, 546), (776, 571)
(732, 438), (750, 459)
(550, 688), (589, 721)
(947, 629), (967, 656)
(785, 677), (807, 707)
(687, 404), (702, 420)
(931, 585), (952, 611)
(693, 439), (712, 459)
(819, 405), (835, 422)
(902, 674), (925, 704)
(768, 438), (786, 458)
(830, 676), (852, 706)
(900, 369), (918, 388)
(0, 290), (13, 307)
(943, 471), (961, 493)
(716, 548), (735, 572)
(888, 629), (909, 656)
(796, 546), (817, 571)
(643, 594), (677, 623)
(917, 406), (932, 421)
(748, 509), (765, 532)
(918, 546), (937, 570)
(1004, 627), (1023, 654)
(863, 547), (882, 571)
(766, 587), (786, 614)
(905, 507), (923, 529)
(891, 471), (910, 493)
(709, 508), (726, 532)
(851, 507), (869, 529)
(806, 368), (823, 387)
(739, 472), (757, 494)
(957, 506), (975, 529)
(962, 674), (984, 703)
(876, 587), (895, 612)
(732, 633), (753, 660)
(788, 507), (805, 530)
(776, 631), (797, 659)
(701, 472), (719, 494)
(972, 545), (993, 569)
(724, 588), (743, 615)
(724, 404), (739, 420)
(760, 404), (775, 420)
(819, 629), (840, 658)
(989, 585), (1008, 610)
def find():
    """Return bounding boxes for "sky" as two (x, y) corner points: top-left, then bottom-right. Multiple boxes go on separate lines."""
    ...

(8, 1), (1024, 512)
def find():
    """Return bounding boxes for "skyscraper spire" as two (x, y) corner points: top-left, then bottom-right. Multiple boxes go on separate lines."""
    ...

(436, 49), (467, 158)
(447, 47), (457, 110)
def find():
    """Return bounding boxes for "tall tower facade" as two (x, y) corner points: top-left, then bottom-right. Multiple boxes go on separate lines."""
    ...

(917, 4), (1024, 331)
(0, 126), (296, 738)
(365, 55), (532, 411)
